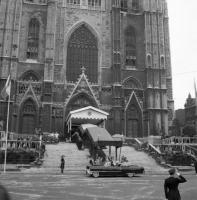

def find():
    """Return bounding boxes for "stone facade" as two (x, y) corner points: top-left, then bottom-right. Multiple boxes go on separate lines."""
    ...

(184, 94), (197, 129)
(0, 0), (174, 137)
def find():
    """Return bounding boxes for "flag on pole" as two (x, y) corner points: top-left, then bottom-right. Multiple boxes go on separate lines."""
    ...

(1, 75), (11, 100)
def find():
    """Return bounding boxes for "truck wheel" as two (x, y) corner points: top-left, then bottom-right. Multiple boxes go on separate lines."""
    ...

(92, 171), (99, 178)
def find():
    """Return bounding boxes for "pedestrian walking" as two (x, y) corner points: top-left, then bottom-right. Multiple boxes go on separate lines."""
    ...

(60, 155), (65, 174)
(164, 168), (187, 200)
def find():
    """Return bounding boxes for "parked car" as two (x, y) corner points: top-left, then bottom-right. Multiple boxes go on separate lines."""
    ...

(86, 164), (145, 178)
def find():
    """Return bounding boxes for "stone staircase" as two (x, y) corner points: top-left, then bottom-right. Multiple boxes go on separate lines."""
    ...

(23, 142), (90, 173)
(23, 142), (167, 174)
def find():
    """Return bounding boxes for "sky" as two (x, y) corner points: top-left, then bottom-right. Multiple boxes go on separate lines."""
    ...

(167, 0), (197, 110)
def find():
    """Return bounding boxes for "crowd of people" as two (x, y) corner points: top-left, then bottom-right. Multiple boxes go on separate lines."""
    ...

(0, 135), (44, 152)
(88, 154), (129, 167)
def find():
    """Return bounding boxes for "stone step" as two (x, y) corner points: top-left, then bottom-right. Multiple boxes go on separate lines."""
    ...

(103, 146), (167, 172)
(23, 142), (90, 173)
(22, 143), (168, 174)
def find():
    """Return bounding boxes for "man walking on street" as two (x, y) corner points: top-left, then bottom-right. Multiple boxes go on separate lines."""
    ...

(164, 168), (187, 200)
(60, 155), (65, 174)
(0, 184), (11, 200)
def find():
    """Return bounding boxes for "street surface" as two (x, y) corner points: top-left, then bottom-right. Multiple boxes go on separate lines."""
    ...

(1, 171), (197, 200)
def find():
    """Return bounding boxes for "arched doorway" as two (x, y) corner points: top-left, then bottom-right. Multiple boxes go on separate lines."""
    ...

(126, 105), (140, 138)
(66, 24), (98, 83)
(66, 92), (98, 116)
(19, 99), (37, 134)
(65, 92), (98, 137)
(123, 77), (143, 138)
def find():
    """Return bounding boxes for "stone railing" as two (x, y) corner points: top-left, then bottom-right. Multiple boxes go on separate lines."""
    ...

(162, 136), (197, 145)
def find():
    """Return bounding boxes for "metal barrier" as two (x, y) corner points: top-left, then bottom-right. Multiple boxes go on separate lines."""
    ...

(0, 138), (44, 154)
(162, 136), (197, 145)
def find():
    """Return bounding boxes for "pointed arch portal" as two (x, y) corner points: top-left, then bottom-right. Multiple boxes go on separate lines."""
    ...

(19, 99), (37, 135)
(66, 24), (98, 83)
(126, 105), (140, 138)
(125, 92), (143, 138)
(66, 92), (98, 117)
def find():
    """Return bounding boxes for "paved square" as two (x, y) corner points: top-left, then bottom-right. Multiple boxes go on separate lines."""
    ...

(1, 171), (197, 200)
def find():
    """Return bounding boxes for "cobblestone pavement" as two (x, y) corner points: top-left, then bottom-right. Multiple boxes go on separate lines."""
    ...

(1, 171), (197, 200)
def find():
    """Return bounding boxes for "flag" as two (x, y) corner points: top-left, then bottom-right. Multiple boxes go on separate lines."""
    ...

(1, 75), (11, 100)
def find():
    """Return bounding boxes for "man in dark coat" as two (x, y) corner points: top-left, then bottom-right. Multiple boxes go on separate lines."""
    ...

(194, 159), (197, 174)
(164, 168), (187, 200)
(0, 184), (11, 200)
(60, 155), (65, 174)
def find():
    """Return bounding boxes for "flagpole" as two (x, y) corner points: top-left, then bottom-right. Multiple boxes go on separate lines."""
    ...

(3, 79), (11, 173)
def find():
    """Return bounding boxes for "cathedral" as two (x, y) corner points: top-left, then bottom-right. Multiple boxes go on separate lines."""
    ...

(0, 0), (174, 137)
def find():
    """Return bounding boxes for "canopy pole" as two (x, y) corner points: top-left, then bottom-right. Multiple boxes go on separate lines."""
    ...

(67, 120), (69, 138)
(69, 119), (72, 142)
(109, 146), (111, 158)
(115, 146), (118, 162)
(119, 146), (122, 162)
(4, 87), (11, 173)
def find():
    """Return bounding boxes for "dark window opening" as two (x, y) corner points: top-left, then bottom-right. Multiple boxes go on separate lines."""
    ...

(121, 0), (128, 11)
(88, 0), (101, 7)
(160, 56), (165, 68)
(126, 56), (136, 66)
(125, 26), (136, 67)
(67, 0), (80, 5)
(147, 54), (152, 67)
(132, 0), (140, 10)
(27, 18), (39, 60)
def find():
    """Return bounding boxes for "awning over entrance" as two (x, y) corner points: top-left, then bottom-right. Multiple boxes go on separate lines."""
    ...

(66, 106), (109, 127)
(85, 127), (123, 147)
(66, 106), (109, 139)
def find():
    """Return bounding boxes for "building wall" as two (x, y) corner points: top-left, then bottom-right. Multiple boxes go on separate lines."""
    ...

(0, 0), (174, 137)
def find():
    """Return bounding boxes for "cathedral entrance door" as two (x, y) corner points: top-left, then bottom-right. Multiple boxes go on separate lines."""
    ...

(127, 119), (138, 138)
(126, 104), (142, 138)
(20, 99), (37, 135)
(22, 115), (36, 134)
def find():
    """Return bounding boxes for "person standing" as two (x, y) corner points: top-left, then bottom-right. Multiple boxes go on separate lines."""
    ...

(164, 168), (187, 200)
(0, 184), (11, 200)
(194, 159), (197, 175)
(60, 155), (65, 174)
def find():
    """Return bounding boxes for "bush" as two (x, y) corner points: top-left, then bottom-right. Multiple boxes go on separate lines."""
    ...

(0, 149), (38, 164)
(182, 125), (196, 137)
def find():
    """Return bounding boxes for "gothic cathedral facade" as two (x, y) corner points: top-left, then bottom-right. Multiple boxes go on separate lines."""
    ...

(0, 0), (174, 137)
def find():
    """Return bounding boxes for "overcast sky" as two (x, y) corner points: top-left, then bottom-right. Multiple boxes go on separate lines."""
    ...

(167, 0), (197, 110)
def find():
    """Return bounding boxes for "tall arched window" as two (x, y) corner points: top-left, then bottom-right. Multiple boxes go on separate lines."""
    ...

(27, 18), (40, 59)
(160, 55), (165, 68)
(121, 0), (128, 11)
(132, 0), (139, 10)
(147, 54), (152, 67)
(67, 24), (98, 83)
(125, 26), (136, 67)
